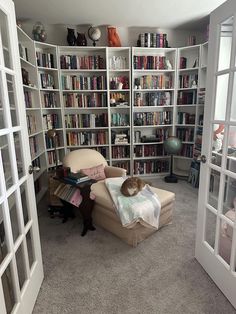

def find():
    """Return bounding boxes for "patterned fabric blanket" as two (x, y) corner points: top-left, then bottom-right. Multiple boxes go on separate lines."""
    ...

(105, 177), (161, 229)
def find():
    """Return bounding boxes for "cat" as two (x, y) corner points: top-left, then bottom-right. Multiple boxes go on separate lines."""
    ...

(120, 177), (146, 197)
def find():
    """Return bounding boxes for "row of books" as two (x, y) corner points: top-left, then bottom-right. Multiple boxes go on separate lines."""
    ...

(36, 51), (55, 68)
(111, 113), (130, 127)
(134, 111), (172, 126)
(47, 150), (56, 165)
(64, 113), (108, 128)
(179, 57), (187, 69)
(134, 91), (172, 107)
(138, 33), (168, 48)
(133, 56), (172, 70)
(61, 75), (106, 90)
(176, 127), (194, 142)
(60, 54), (105, 70)
(112, 146), (130, 159)
(110, 92), (129, 104)
(198, 114), (204, 126)
(29, 136), (38, 158)
(24, 91), (33, 108)
(45, 133), (61, 149)
(134, 159), (169, 174)
(42, 114), (60, 130)
(40, 73), (55, 89)
(178, 144), (194, 158)
(54, 183), (82, 207)
(194, 127), (203, 152)
(110, 76), (129, 89)
(134, 128), (170, 143)
(198, 88), (206, 105)
(66, 131), (108, 146)
(177, 112), (196, 125)
(42, 92), (58, 108)
(19, 43), (29, 61)
(26, 114), (37, 135)
(134, 144), (165, 157)
(63, 171), (90, 184)
(63, 92), (107, 108)
(112, 161), (130, 174)
(32, 156), (41, 169)
(108, 56), (127, 70)
(177, 90), (197, 105)
(179, 74), (198, 89)
(134, 75), (173, 89)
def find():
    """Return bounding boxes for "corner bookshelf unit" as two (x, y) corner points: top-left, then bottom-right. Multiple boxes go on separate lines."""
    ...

(58, 46), (132, 174)
(35, 41), (66, 168)
(194, 42), (208, 158)
(174, 44), (201, 176)
(58, 46), (109, 161)
(17, 28), (208, 182)
(17, 26), (48, 202)
(132, 47), (177, 176)
(107, 47), (131, 174)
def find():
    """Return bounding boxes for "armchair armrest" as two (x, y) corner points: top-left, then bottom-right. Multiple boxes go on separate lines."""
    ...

(104, 166), (127, 178)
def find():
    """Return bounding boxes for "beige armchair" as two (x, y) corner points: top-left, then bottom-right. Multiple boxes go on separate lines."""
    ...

(63, 148), (126, 178)
(63, 148), (175, 247)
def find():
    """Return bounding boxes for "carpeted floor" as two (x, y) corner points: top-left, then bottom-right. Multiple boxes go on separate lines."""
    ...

(33, 180), (236, 314)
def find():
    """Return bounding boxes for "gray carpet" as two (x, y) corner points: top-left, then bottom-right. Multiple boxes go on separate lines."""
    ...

(33, 180), (236, 314)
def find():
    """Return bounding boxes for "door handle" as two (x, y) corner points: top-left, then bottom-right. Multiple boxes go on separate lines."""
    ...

(28, 165), (40, 174)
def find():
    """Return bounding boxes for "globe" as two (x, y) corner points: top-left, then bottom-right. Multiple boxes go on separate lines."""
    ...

(88, 27), (101, 46)
(164, 136), (182, 154)
(163, 136), (182, 183)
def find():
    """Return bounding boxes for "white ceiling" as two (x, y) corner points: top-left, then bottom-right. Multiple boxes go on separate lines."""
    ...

(14, 0), (227, 30)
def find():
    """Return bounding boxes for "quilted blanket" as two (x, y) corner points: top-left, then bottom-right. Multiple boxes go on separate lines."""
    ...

(105, 177), (161, 229)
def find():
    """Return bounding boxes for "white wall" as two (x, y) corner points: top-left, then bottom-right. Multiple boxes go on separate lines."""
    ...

(19, 22), (206, 47)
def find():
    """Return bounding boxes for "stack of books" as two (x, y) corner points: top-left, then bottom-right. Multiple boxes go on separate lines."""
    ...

(63, 171), (90, 185)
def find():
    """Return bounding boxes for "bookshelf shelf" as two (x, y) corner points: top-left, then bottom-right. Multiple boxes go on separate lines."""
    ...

(62, 89), (107, 93)
(23, 84), (37, 90)
(134, 88), (175, 92)
(37, 66), (58, 71)
(133, 69), (175, 73)
(178, 67), (199, 72)
(60, 69), (106, 73)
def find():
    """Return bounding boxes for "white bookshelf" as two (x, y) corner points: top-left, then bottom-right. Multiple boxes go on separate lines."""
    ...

(174, 44), (201, 176)
(17, 30), (208, 180)
(34, 41), (66, 169)
(131, 47), (177, 176)
(17, 26), (48, 202)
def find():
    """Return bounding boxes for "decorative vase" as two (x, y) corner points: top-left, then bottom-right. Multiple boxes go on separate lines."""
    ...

(67, 28), (76, 46)
(76, 33), (87, 46)
(107, 26), (121, 47)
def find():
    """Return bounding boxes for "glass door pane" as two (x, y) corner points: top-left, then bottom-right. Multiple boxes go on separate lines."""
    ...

(218, 16), (233, 71)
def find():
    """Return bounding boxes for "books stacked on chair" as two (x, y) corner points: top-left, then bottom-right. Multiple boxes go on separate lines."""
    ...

(63, 171), (90, 185)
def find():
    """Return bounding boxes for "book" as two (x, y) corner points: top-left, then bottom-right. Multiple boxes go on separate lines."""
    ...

(66, 172), (90, 183)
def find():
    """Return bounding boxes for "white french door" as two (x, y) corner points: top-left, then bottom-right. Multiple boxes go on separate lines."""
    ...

(0, 0), (43, 313)
(196, 0), (236, 309)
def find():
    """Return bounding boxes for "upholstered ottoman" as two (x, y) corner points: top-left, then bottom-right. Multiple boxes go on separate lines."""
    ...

(91, 181), (175, 247)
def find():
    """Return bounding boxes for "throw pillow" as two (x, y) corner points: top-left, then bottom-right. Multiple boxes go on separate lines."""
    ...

(80, 164), (106, 181)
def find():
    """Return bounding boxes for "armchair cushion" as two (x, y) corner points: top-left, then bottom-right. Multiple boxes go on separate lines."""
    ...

(104, 165), (126, 178)
(81, 164), (106, 181)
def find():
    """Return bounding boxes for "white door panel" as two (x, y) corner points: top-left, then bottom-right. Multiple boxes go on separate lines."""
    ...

(196, 0), (236, 309)
(0, 0), (43, 313)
